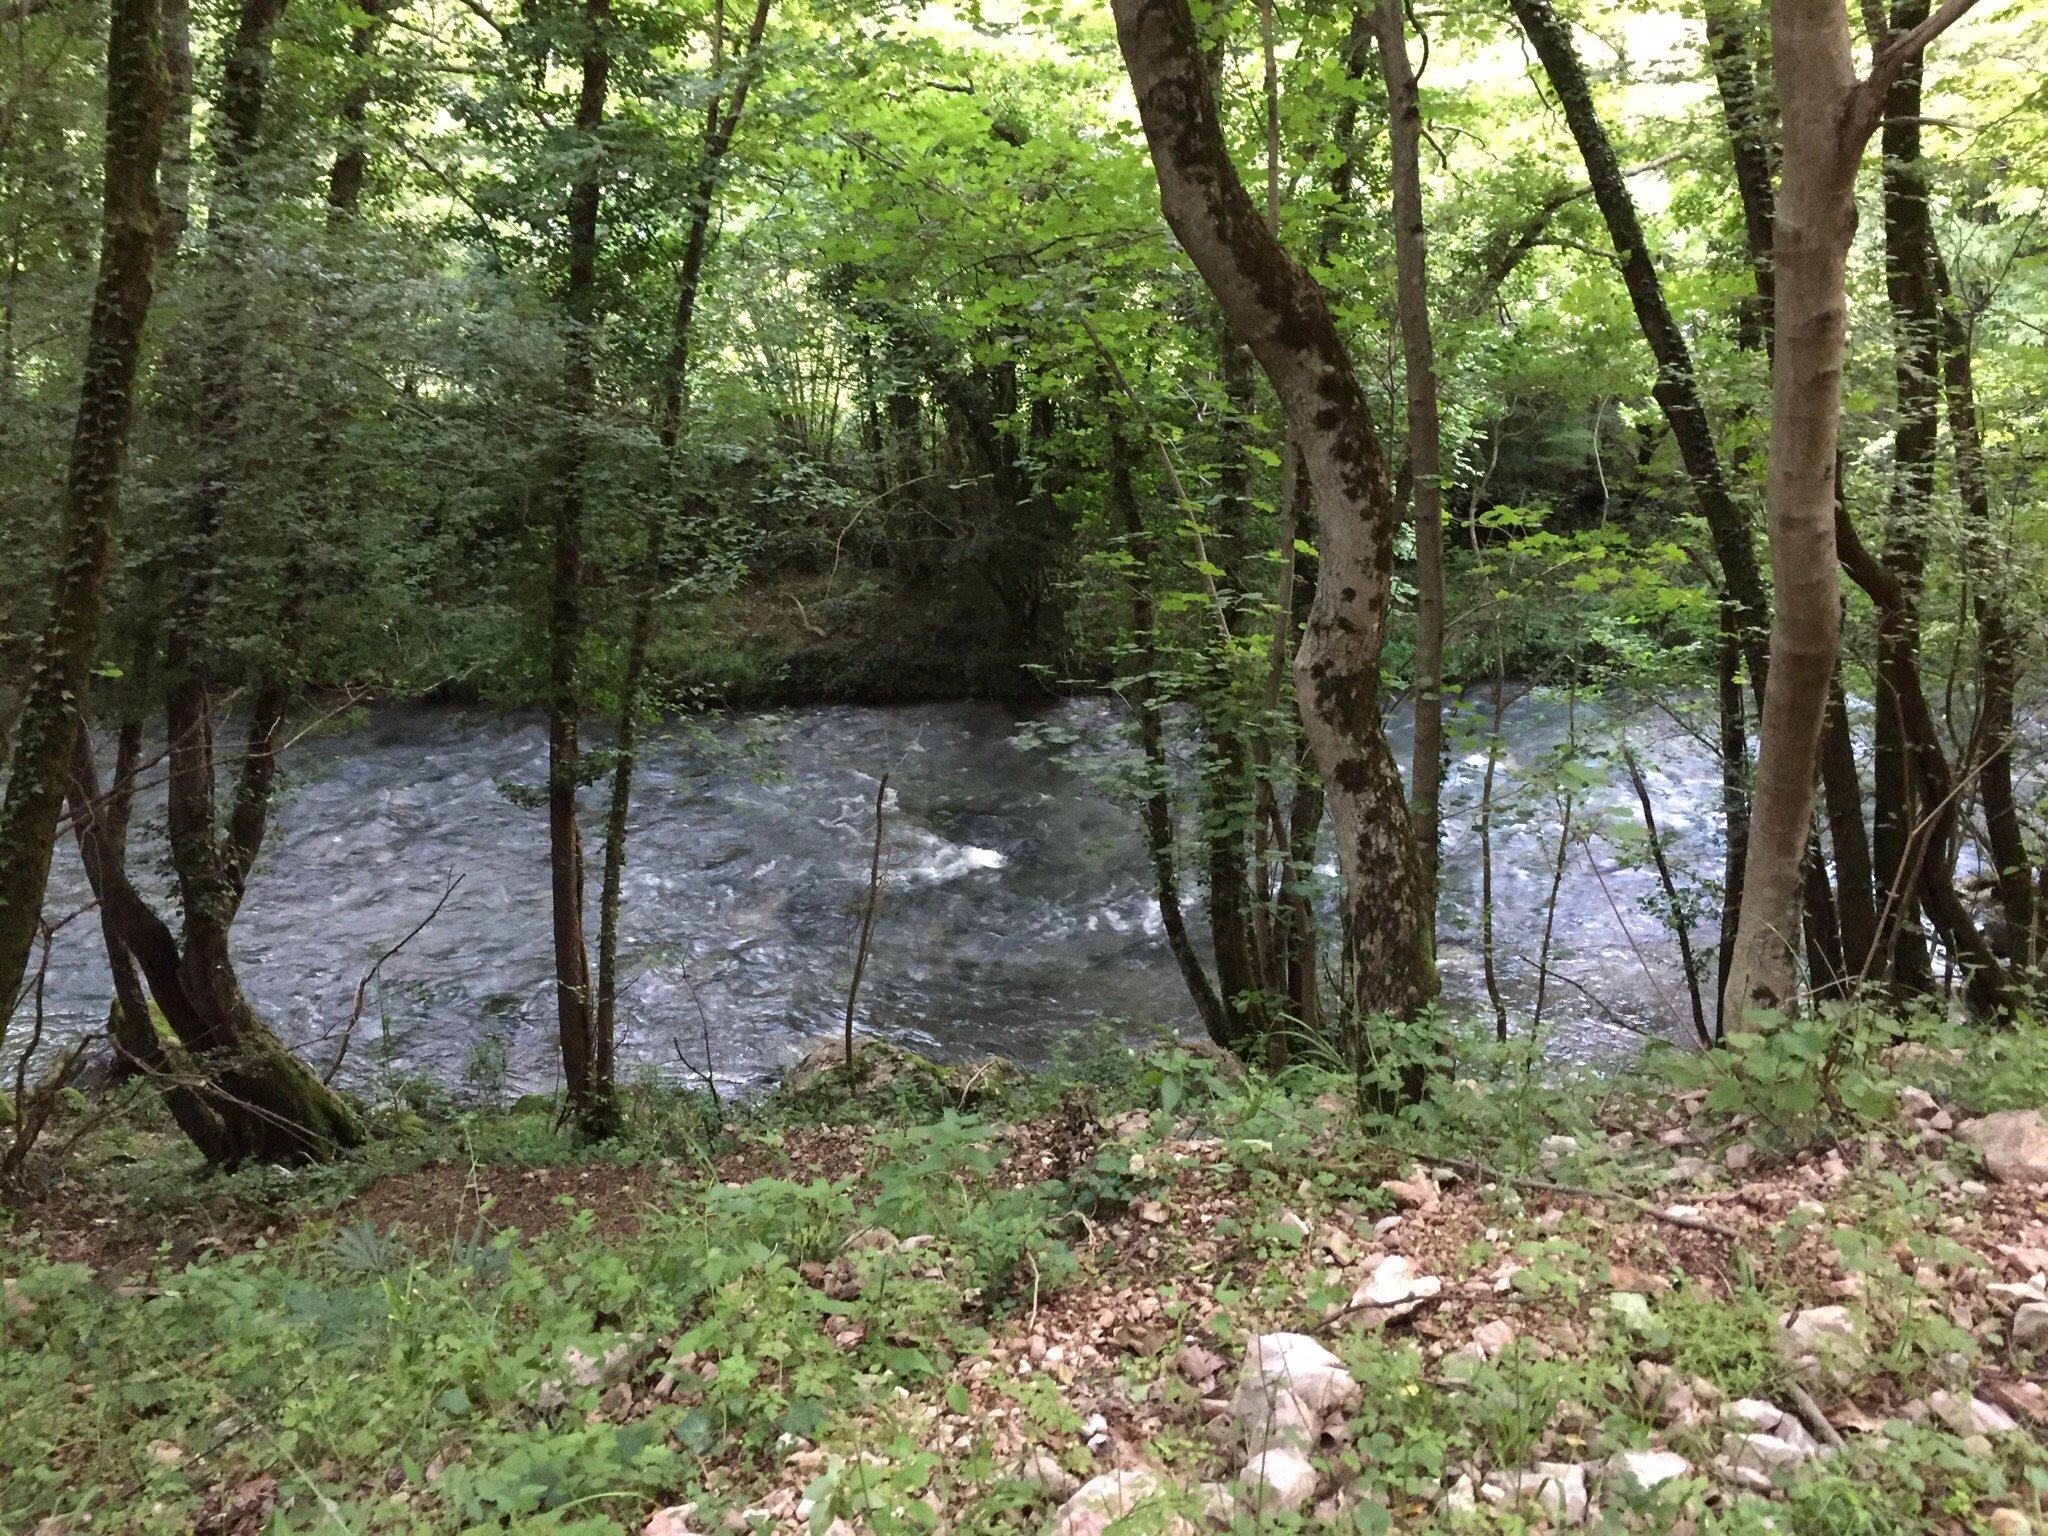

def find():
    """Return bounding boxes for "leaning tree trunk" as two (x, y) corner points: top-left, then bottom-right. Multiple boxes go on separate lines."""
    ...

(1374, 0), (1447, 919)
(549, 0), (615, 1135)
(1724, 0), (1979, 1017)
(0, 0), (169, 1034)
(66, 723), (231, 1160)
(1508, 0), (1769, 688)
(1112, 0), (1437, 1034)
(1836, 505), (2023, 1016)
(160, 680), (364, 1162)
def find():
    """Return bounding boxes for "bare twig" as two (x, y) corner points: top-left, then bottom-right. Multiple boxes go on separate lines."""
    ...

(324, 873), (465, 1084)
(842, 774), (889, 1086)
(1622, 745), (1711, 1046)
(1418, 1151), (1745, 1240)
(1786, 1381), (1846, 1451)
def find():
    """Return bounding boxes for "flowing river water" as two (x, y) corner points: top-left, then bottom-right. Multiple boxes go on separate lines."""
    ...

(29, 692), (1728, 1095)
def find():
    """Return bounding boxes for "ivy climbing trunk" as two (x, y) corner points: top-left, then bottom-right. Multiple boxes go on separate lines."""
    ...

(1112, 0), (1437, 1036)
(0, 0), (170, 1035)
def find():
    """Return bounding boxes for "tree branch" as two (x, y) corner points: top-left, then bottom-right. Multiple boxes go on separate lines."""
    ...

(1860, 0), (1979, 131)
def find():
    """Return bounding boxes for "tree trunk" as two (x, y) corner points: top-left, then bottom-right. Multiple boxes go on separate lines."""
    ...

(1714, 613), (1747, 1031)
(160, 677), (364, 1161)
(157, 0), (192, 261)
(1820, 671), (1880, 974)
(1195, 323), (1267, 1046)
(67, 723), (230, 1160)
(0, 0), (170, 1033)
(592, 0), (770, 1098)
(1111, 409), (1231, 1047)
(550, 0), (614, 1134)
(325, 0), (390, 225)
(1723, 0), (1974, 1016)
(1703, 0), (1777, 348)
(1373, 0), (1446, 921)
(1867, 0), (1939, 993)
(1931, 243), (2032, 961)
(1507, 0), (1769, 686)
(1113, 0), (1436, 1036)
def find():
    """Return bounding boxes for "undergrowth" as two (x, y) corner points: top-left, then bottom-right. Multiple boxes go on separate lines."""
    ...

(6, 1016), (2048, 1532)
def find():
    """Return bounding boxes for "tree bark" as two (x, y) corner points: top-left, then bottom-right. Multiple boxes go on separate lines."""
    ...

(1722, 0), (1975, 1017)
(1112, 0), (1437, 1030)
(1820, 670), (1880, 974)
(1714, 610), (1748, 1030)
(67, 725), (232, 1162)
(1373, 0), (1446, 921)
(550, 0), (614, 1135)
(156, 0), (193, 261)
(0, 0), (170, 1034)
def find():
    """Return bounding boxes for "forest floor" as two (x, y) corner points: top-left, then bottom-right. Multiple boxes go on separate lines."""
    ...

(8, 1021), (2048, 1535)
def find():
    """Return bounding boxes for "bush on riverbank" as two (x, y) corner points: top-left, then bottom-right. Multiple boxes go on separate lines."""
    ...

(9, 1014), (2048, 1534)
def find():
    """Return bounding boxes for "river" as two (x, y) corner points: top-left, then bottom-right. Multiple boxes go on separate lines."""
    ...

(28, 691), (1726, 1096)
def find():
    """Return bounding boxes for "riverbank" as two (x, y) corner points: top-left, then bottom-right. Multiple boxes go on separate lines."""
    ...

(10, 1019), (2048, 1534)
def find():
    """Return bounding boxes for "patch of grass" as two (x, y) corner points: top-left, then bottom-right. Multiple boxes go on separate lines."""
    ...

(1660, 1274), (1791, 1401)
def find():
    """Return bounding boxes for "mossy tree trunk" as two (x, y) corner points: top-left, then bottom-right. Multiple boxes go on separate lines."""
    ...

(0, 0), (170, 1035)
(1113, 0), (1437, 1041)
